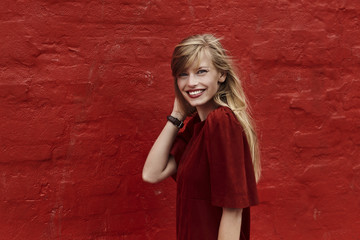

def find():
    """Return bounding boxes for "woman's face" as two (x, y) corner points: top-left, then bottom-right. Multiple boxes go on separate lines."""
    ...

(176, 51), (225, 112)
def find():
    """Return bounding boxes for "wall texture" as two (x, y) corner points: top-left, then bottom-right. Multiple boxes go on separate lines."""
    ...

(0, 0), (359, 239)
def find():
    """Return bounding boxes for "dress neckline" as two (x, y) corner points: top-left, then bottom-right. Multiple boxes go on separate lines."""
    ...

(194, 106), (226, 123)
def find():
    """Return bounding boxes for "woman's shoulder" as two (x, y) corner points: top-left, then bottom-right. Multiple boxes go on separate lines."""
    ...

(205, 106), (244, 131)
(207, 106), (238, 123)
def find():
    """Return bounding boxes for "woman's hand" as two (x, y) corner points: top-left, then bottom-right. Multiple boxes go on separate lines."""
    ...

(171, 97), (187, 121)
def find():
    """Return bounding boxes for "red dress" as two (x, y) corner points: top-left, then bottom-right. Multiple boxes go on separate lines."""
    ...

(170, 106), (259, 240)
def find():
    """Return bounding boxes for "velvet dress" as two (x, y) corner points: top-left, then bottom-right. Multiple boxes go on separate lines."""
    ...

(170, 106), (259, 240)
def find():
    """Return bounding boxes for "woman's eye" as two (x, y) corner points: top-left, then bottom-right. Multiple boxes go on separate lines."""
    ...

(197, 69), (208, 74)
(178, 72), (188, 77)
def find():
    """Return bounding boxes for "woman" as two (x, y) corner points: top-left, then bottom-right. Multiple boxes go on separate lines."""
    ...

(143, 34), (260, 240)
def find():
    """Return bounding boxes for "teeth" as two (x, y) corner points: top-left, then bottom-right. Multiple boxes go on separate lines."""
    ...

(188, 90), (203, 95)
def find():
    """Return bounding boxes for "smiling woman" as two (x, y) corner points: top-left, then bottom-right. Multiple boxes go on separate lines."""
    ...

(143, 34), (260, 240)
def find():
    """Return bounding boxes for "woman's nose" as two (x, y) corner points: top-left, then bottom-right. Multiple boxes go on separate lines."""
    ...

(187, 74), (198, 86)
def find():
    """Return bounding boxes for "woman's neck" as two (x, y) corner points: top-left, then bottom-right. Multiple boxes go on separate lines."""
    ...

(196, 101), (219, 121)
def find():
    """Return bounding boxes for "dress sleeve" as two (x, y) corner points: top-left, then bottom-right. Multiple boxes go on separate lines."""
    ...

(170, 131), (188, 166)
(205, 107), (259, 208)
(170, 116), (196, 180)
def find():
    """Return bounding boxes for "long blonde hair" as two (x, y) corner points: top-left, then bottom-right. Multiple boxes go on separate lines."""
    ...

(171, 34), (261, 182)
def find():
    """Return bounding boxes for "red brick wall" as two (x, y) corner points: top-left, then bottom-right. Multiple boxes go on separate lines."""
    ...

(1, 0), (359, 239)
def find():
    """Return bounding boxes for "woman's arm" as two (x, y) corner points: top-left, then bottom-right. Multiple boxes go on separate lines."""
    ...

(142, 121), (179, 183)
(218, 208), (243, 240)
(142, 99), (185, 184)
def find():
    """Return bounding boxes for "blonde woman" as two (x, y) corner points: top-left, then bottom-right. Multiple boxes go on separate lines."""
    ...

(143, 34), (260, 240)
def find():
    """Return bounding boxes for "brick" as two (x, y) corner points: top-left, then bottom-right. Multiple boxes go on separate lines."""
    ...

(0, 117), (65, 143)
(0, 144), (52, 163)
(293, 131), (340, 148)
(0, 23), (40, 67)
(0, 83), (29, 102)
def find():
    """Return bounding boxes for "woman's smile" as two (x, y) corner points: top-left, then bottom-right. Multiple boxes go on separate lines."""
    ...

(187, 89), (205, 98)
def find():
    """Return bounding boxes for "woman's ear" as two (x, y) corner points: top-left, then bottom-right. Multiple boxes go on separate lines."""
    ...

(219, 72), (226, 83)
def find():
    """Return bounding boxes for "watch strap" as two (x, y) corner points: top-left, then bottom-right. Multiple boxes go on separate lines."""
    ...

(167, 115), (184, 129)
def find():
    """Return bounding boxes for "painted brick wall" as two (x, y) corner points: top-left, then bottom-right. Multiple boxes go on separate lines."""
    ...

(0, 0), (359, 239)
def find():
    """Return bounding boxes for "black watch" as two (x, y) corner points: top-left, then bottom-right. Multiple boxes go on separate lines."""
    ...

(167, 115), (184, 129)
